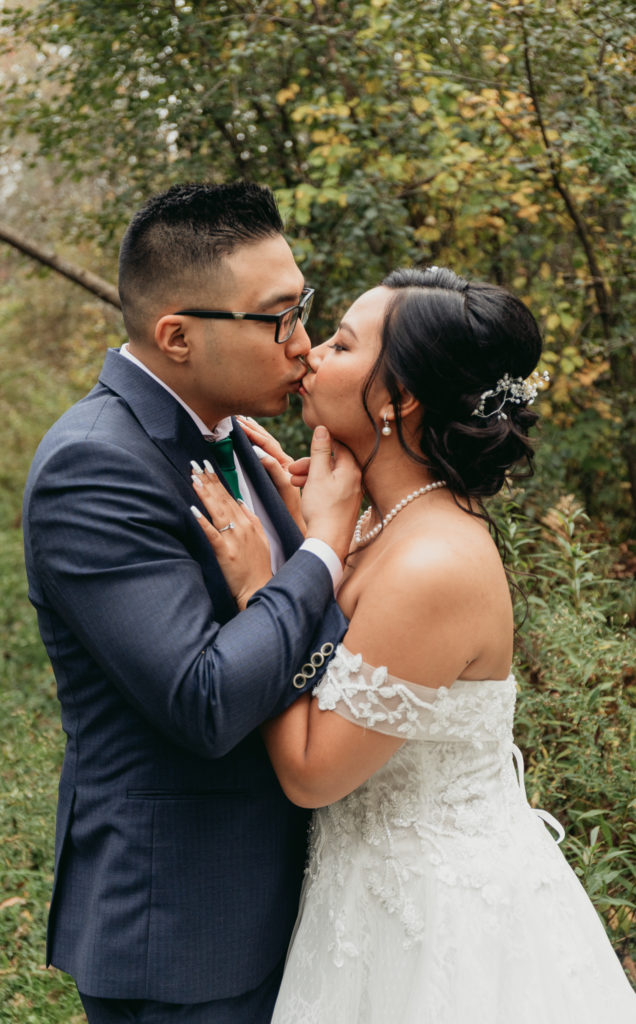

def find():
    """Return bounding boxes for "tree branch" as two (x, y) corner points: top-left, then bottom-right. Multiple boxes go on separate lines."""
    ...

(0, 223), (121, 309)
(517, 3), (612, 337)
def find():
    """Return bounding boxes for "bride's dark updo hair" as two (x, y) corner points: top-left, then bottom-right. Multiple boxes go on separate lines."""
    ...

(364, 266), (544, 500)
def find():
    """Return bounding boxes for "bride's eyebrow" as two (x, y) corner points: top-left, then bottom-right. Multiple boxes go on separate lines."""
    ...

(338, 320), (358, 341)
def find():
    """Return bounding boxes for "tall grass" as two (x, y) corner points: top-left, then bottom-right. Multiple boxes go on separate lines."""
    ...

(1, 529), (85, 1022)
(501, 494), (636, 970)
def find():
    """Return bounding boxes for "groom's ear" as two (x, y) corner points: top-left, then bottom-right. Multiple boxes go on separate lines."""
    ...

(154, 315), (190, 364)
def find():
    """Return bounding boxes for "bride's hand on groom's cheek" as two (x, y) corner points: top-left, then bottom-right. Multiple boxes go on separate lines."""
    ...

(190, 462), (273, 611)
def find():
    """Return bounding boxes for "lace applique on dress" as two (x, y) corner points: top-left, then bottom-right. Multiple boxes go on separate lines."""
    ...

(270, 645), (636, 1024)
(314, 643), (516, 746)
(314, 645), (438, 738)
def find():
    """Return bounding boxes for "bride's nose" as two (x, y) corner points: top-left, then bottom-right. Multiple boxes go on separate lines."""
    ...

(304, 341), (326, 374)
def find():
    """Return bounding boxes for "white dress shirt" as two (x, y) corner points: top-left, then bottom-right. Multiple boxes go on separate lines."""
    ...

(119, 345), (342, 588)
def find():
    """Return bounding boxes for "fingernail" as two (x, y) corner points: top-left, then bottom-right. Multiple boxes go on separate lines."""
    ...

(191, 460), (204, 474)
(190, 506), (202, 519)
(191, 474), (203, 488)
(203, 459), (216, 474)
(237, 498), (246, 505)
(314, 425), (328, 440)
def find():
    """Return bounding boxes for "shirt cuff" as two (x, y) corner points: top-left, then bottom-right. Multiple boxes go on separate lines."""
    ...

(299, 538), (344, 592)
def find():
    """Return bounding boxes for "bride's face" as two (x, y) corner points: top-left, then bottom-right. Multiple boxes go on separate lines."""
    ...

(300, 286), (393, 450)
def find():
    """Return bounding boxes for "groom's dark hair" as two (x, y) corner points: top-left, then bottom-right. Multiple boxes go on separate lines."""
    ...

(118, 181), (284, 342)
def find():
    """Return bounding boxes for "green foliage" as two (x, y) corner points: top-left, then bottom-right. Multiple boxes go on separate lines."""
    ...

(496, 493), (636, 958)
(0, 528), (84, 1022)
(1, 0), (635, 522)
(0, 255), (124, 530)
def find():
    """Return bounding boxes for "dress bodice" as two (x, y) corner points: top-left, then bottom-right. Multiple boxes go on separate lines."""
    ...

(308, 646), (563, 954)
(271, 646), (636, 1023)
(314, 644), (521, 838)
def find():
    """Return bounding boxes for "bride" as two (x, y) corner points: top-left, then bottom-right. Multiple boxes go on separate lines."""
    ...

(190, 266), (635, 1022)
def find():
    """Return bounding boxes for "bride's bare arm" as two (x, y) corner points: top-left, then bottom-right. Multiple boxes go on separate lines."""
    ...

(260, 692), (404, 807)
(261, 503), (518, 807)
(261, 537), (499, 807)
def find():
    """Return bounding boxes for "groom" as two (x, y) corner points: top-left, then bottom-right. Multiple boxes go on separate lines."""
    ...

(22, 182), (359, 1023)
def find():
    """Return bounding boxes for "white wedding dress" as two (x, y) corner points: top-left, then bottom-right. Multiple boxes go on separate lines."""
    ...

(271, 646), (636, 1023)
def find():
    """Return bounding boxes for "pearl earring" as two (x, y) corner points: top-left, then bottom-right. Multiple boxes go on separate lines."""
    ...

(381, 414), (392, 437)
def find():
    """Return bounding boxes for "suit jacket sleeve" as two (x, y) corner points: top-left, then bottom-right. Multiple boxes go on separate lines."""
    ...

(24, 437), (346, 758)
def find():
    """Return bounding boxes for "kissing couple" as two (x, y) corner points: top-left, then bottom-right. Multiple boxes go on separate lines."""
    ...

(23, 181), (635, 1023)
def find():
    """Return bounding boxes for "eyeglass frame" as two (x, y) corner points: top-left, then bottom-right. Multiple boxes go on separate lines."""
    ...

(175, 286), (315, 345)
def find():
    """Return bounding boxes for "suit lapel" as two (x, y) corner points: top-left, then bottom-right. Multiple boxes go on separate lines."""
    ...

(97, 350), (241, 620)
(99, 349), (304, 559)
(99, 349), (228, 486)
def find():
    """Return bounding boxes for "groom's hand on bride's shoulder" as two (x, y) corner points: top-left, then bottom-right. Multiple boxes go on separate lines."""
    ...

(299, 426), (361, 564)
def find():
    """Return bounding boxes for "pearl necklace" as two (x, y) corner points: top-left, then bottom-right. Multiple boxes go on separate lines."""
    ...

(354, 481), (447, 545)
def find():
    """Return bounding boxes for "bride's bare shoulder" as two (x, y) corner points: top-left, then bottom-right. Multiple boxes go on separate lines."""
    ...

(384, 510), (503, 589)
(344, 514), (513, 685)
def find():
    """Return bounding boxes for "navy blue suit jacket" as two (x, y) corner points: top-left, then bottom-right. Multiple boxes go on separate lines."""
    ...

(22, 349), (347, 1002)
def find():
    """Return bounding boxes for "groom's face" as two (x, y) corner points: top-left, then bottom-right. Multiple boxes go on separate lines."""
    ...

(178, 234), (312, 426)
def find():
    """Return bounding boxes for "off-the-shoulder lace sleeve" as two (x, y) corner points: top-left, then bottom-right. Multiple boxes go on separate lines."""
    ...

(313, 644), (436, 739)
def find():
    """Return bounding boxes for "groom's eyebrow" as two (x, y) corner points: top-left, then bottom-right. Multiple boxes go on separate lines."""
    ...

(255, 282), (306, 312)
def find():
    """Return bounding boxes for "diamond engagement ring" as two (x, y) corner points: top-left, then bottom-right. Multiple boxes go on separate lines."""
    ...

(218, 522), (235, 533)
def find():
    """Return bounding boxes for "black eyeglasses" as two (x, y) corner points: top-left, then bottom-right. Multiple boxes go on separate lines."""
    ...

(176, 286), (315, 345)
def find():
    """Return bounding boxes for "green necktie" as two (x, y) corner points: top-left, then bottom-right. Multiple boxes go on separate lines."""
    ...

(205, 434), (242, 500)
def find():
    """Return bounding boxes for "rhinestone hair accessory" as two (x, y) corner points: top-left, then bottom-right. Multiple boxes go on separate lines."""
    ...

(471, 370), (550, 421)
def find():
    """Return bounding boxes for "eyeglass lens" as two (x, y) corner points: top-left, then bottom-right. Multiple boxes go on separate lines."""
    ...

(279, 290), (314, 343)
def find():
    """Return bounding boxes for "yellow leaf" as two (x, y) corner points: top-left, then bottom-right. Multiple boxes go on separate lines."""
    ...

(414, 225), (442, 242)
(480, 88), (500, 105)
(542, 351), (560, 365)
(539, 262), (551, 281)
(516, 204), (541, 223)
(276, 83), (300, 106)
(509, 188), (534, 205)
(576, 360), (610, 387)
(412, 97), (430, 115)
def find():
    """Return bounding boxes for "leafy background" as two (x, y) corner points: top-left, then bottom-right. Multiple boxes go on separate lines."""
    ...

(0, 1), (634, 1019)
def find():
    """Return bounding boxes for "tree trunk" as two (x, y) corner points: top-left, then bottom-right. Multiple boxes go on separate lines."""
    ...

(0, 223), (121, 309)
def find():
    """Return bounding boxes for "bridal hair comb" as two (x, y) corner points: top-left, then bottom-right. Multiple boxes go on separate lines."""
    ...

(471, 370), (550, 421)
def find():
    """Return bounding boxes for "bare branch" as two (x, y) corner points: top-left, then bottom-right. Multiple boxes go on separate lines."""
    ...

(517, 2), (612, 336)
(0, 223), (121, 309)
